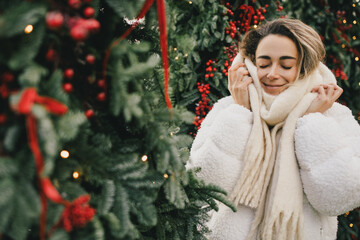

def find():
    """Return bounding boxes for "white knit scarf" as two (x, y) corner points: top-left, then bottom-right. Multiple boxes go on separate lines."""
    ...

(229, 53), (336, 240)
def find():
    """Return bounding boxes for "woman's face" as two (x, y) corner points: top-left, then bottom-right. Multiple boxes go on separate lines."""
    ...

(255, 34), (299, 95)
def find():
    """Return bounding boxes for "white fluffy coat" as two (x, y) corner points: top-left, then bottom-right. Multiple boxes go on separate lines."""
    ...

(187, 96), (360, 240)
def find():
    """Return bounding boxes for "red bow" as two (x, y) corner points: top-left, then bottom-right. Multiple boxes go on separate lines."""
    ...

(102, 0), (172, 109)
(13, 88), (95, 239)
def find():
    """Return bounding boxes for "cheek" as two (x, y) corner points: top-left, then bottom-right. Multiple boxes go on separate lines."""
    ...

(257, 69), (267, 79)
(283, 69), (298, 83)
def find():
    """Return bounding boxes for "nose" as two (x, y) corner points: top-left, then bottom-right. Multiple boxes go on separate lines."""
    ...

(267, 64), (280, 80)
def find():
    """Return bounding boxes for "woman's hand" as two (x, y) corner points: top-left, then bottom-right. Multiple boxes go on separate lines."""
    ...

(305, 83), (343, 115)
(228, 62), (253, 110)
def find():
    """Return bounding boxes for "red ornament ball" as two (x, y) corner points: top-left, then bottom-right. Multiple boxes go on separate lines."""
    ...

(64, 68), (74, 79)
(68, 0), (82, 9)
(83, 7), (95, 18)
(85, 109), (95, 118)
(83, 19), (100, 33)
(97, 79), (106, 88)
(97, 92), (106, 101)
(46, 12), (64, 30)
(63, 83), (73, 93)
(70, 24), (89, 41)
(86, 54), (96, 64)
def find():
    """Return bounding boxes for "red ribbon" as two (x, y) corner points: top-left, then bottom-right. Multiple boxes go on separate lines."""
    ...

(102, 0), (172, 109)
(14, 88), (95, 239)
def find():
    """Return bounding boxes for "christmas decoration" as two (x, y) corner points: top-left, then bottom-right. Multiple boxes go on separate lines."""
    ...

(0, 0), (358, 239)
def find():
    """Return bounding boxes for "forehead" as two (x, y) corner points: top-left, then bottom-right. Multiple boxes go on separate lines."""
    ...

(255, 34), (298, 59)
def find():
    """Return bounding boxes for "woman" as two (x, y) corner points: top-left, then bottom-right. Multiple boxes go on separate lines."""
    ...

(187, 18), (360, 240)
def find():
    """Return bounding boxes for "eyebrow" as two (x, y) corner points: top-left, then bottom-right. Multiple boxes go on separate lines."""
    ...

(257, 55), (297, 60)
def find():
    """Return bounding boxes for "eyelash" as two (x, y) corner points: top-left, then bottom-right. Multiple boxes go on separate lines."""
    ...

(259, 65), (292, 70)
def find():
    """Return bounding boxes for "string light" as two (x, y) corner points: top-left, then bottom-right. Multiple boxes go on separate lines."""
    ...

(175, 56), (179, 60)
(141, 155), (148, 162)
(170, 132), (174, 136)
(60, 150), (70, 159)
(343, 19), (347, 24)
(353, 20), (357, 24)
(174, 47), (177, 51)
(345, 212), (350, 216)
(163, 173), (169, 179)
(254, 25), (258, 28)
(189, 1), (192, 4)
(355, 57), (359, 61)
(73, 171), (79, 179)
(24, 25), (33, 34)
(350, 223), (354, 227)
(185, 53), (188, 57)
(353, 36), (357, 40)
(353, 3), (356, 7)
(341, 44), (346, 48)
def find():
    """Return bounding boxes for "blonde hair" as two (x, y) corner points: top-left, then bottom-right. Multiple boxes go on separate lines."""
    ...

(240, 18), (325, 79)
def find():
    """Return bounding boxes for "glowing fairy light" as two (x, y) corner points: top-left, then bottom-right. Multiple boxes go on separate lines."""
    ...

(141, 155), (148, 162)
(24, 25), (33, 34)
(60, 150), (70, 159)
(73, 171), (79, 179)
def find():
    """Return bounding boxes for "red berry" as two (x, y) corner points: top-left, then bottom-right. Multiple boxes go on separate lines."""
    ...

(46, 12), (64, 30)
(265, 4), (269, 7)
(2, 73), (14, 82)
(210, 73), (214, 77)
(68, 0), (81, 9)
(230, 33), (235, 38)
(63, 83), (73, 93)
(83, 19), (100, 33)
(86, 54), (96, 64)
(0, 114), (7, 124)
(97, 79), (106, 88)
(205, 74), (209, 78)
(64, 68), (74, 79)
(97, 92), (106, 101)
(70, 25), (89, 41)
(46, 49), (58, 62)
(85, 109), (94, 118)
(83, 7), (95, 18)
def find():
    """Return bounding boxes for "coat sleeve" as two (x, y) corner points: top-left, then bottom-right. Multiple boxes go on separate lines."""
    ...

(186, 96), (253, 194)
(295, 102), (360, 216)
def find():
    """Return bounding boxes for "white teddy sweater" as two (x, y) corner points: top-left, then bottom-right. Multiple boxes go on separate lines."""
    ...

(187, 96), (360, 240)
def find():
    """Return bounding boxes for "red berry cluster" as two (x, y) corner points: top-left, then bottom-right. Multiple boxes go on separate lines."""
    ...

(60, 194), (96, 232)
(225, 21), (237, 39)
(328, 55), (348, 80)
(191, 60), (215, 135)
(221, 45), (238, 77)
(276, 1), (284, 11)
(224, 1), (271, 36)
(205, 60), (217, 79)
(45, 0), (100, 42)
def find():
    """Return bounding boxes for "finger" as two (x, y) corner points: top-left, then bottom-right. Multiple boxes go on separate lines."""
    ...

(311, 86), (320, 93)
(326, 84), (335, 97)
(317, 86), (326, 98)
(244, 77), (253, 87)
(332, 87), (343, 101)
(228, 62), (246, 72)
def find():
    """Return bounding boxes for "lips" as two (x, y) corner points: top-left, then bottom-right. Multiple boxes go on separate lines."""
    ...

(261, 82), (285, 88)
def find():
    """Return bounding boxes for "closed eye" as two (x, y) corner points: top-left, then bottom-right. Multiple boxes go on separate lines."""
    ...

(282, 66), (292, 70)
(259, 65), (269, 69)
